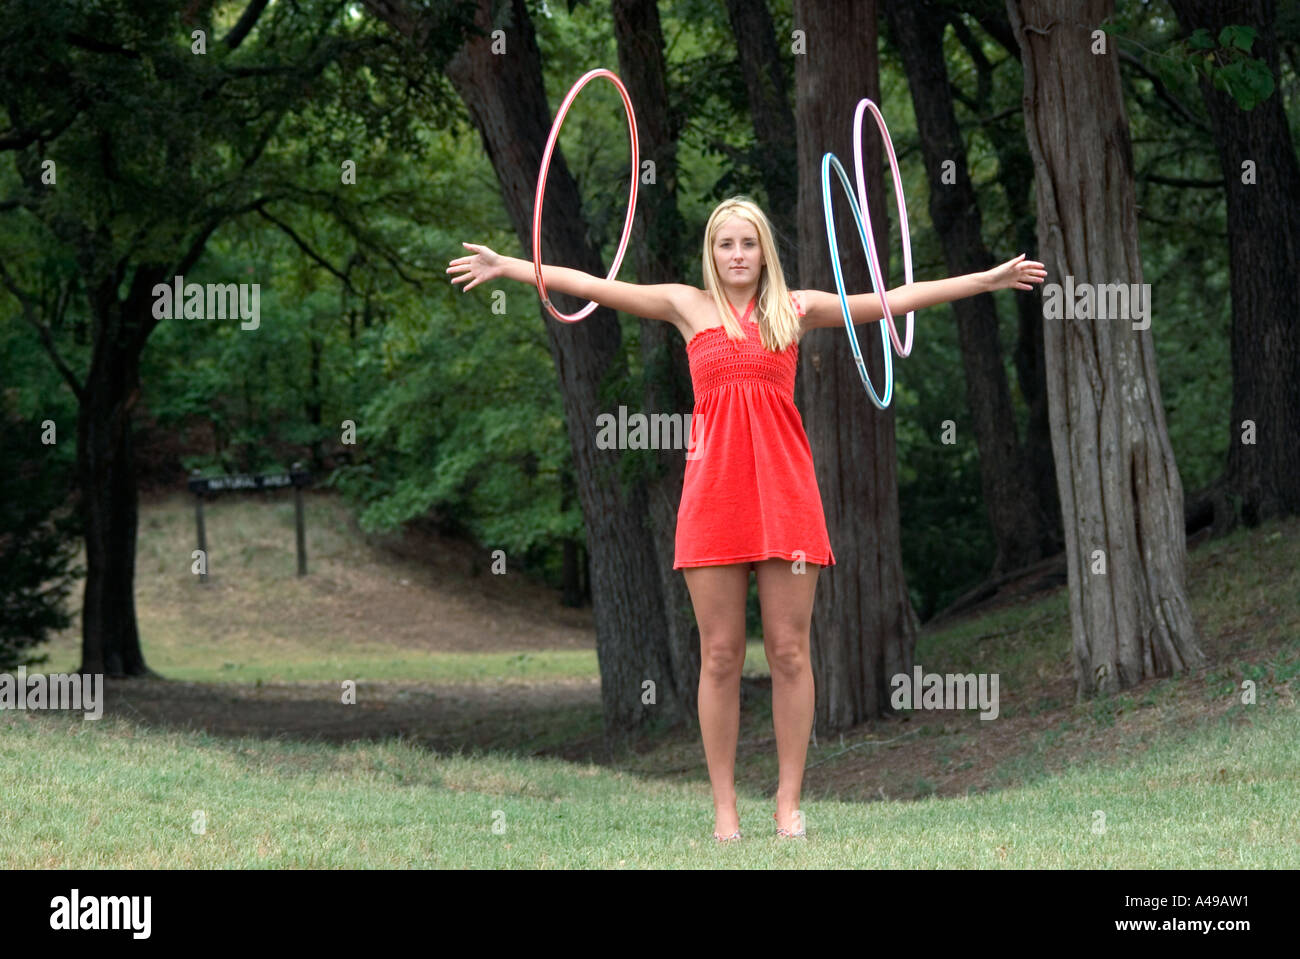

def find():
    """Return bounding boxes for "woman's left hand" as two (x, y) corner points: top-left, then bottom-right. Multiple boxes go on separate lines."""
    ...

(985, 254), (1047, 291)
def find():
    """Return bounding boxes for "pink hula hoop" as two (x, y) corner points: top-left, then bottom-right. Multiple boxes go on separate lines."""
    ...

(852, 98), (914, 357)
(532, 68), (640, 323)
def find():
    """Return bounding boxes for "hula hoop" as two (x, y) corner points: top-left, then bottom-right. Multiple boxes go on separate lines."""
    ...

(532, 68), (639, 323)
(820, 151), (894, 410)
(852, 98), (914, 358)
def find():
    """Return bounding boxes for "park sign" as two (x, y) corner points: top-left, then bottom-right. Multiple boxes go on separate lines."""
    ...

(187, 469), (311, 494)
(187, 465), (313, 580)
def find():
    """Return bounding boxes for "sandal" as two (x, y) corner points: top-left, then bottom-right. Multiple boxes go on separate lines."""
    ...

(713, 828), (742, 842)
(774, 812), (806, 838)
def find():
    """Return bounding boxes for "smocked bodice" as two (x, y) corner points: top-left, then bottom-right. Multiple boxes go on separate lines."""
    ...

(685, 311), (798, 400)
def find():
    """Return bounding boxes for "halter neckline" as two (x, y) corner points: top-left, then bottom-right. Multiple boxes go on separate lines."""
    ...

(726, 296), (757, 324)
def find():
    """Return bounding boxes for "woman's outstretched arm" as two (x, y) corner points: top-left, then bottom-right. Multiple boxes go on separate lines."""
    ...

(798, 254), (1046, 330)
(447, 242), (693, 323)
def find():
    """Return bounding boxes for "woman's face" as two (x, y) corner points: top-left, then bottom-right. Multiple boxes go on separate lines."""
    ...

(712, 216), (764, 288)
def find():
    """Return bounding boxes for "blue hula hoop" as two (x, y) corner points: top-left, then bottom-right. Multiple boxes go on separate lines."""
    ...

(820, 151), (893, 410)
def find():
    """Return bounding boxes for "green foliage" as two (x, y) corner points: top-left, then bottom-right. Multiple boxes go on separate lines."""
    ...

(326, 125), (586, 581)
(0, 388), (81, 669)
(1, 0), (1272, 623)
(1183, 25), (1276, 109)
(328, 305), (583, 581)
(1104, 13), (1277, 111)
(140, 242), (357, 476)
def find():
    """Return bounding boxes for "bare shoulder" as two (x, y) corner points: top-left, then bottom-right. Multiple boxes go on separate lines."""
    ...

(670, 287), (717, 343)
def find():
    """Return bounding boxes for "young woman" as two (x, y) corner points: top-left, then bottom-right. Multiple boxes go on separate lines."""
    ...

(447, 196), (1045, 843)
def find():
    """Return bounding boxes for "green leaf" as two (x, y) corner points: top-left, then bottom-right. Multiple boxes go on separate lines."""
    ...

(1219, 25), (1257, 52)
(1243, 60), (1276, 102)
(1189, 28), (1215, 51)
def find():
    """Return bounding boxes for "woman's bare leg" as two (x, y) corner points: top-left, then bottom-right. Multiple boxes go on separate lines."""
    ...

(682, 563), (750, 837)
(754, 558), (820, 833)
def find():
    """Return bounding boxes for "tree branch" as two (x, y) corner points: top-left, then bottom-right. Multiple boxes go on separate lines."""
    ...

(223, 0), (271, 50)
(255, 204), (359, 294)
(948, 80), (980, 113)
(51, 277), (73, 334)
(964, 6), (1018, 56)
(960, 104), (1019, 127)
(1118, 49), (1209, 133)
(64, 32), (141, 59)
(1142, 173), (1225, 188)
(948, 13), (993, 106)
(361, 0), (436, 48)
(0, 259), (84, 401)
(0, 98), (86, 152)
(167, 194), (291, 280)
(133, 216), (226, 349)
(278, 187), (428, 289)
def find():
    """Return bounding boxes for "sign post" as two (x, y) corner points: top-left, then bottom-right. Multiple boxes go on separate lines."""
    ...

(191, 469), (208, 583)
(293, 461), (307, 576)
(187, 465), (314, 580)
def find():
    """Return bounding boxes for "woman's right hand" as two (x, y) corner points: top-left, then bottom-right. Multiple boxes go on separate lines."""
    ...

(447, 242), (507, 293)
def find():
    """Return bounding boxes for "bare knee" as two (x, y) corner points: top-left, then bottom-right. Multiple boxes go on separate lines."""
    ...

(764, 629), (809, 679)
(700, 632), (745, 682)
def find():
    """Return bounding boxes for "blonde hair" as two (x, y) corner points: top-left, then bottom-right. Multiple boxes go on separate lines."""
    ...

(701, 196), (800, 352)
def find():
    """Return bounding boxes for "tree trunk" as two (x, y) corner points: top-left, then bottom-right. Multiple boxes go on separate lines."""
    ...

(431, 0), (688, 749)
(884, 0), (1054, 577)
(795, 0), (917, 732)
(612, 0), (702, 722)
(76, 275), (158, 677)
(1167, 0), (1300, 529)
(559, 464), (584, 607)
(1008, 0), (1205, 698)
(723, 0), (799, 279)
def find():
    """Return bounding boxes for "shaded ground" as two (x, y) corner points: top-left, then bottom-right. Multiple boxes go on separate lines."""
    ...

(102, 676), (603, 757)
(95, 654), (1284, 808)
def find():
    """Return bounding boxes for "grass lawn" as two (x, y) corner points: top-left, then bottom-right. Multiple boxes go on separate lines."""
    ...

(4, 496), (1296, 868)
(3, 698), (1295, 868)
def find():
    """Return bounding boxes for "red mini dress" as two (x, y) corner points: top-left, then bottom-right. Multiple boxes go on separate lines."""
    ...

(673, 291), (836, 570)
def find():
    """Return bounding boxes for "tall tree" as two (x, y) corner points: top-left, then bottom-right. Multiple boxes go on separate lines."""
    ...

(1007, 0), (1205, 697)
(0, 1), (443, 675)
(611, 0), (701, 720)
(795, 0), (917, 731)
(883, 0), (1059, 577)
(1166, 0), (1300, 531)
(364, 0), (695, 748)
